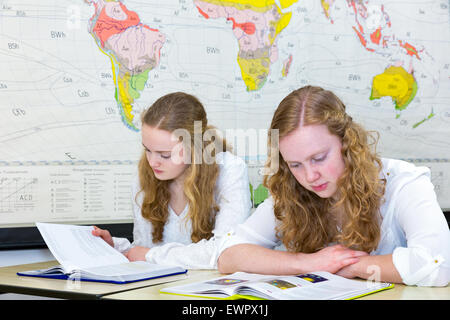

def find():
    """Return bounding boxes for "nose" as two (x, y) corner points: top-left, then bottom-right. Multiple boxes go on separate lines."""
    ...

(304, 164), (319, 183)
(147, 153), (160, 168)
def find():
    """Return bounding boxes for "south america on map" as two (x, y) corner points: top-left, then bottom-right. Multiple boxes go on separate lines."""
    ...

(88, 0), (166, 131)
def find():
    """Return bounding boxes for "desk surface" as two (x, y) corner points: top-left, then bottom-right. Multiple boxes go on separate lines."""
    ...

(357, 284), (450, 300)
(104, 270), (450, 300)
(0, 261), (188, 300)
(1, 262), (448, 300)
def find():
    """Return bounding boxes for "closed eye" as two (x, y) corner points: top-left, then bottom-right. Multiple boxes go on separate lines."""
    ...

(312, 156), (325, 162)
(312, 153), (328, 163)
(288, 162), (301, 169)
(287, 152), (328, 168)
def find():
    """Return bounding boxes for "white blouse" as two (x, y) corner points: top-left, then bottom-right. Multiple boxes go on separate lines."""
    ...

(217, 158), (449, 286)
(113, 151), (252, 269)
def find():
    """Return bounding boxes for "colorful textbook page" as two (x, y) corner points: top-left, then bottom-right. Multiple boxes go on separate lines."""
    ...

(160, 271), (394, 300)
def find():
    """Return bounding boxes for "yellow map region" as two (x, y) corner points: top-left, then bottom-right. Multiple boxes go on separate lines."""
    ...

(95, 42), (137, 129)
(279, 0), (298, 9)
(117, 73), (135, 125)
(204, 0), (279, 12)
(370, 66), (418, 110)
(92, 36), (135, 127)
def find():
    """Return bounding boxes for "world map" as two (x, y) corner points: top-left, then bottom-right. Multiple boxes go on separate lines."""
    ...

(0, 0), (449, 211)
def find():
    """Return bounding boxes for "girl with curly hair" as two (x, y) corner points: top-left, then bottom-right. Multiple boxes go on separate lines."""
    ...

(93, 92), (251, 269)
(217, 86), (449, 286)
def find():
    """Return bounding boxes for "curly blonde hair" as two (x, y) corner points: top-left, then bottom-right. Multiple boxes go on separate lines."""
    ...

(264, 86), (385, 253)
(138, 92), (229, 243)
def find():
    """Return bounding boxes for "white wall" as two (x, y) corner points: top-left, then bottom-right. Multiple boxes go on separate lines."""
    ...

(0, 248), (54, 267)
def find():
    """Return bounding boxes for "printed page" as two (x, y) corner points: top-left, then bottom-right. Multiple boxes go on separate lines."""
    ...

(162, 272), (280, 298)
(162, 271), (390, 300)
(244, 272), (388, 300)
(36, 222), (128, 272)
(238, 274), (312, 299)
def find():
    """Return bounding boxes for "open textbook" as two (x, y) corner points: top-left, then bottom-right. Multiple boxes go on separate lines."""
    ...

(17, 222), (187, 284)
(161, 271), (394, 300)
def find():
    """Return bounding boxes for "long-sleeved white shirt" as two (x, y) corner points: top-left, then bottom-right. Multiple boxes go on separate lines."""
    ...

(217, 158), (449, 286)
(113, 151), (252, 269)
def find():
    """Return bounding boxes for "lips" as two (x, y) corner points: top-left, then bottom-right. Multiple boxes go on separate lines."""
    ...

(311, 182), (328, 192)
(153, 168), (163, 174)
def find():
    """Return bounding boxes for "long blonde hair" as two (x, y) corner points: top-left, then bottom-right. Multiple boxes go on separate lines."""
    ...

(138, 92), (229, 243)
(265, 86), (385, 253)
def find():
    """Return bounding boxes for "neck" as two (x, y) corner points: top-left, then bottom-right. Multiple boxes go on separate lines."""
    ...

(170, 170), (187, 193)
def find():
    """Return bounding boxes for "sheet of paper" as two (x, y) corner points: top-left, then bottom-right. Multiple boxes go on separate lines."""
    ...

(36, 222), (128, 272)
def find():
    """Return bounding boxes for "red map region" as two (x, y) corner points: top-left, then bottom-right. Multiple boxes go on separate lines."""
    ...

(370, 28), (381, 45)
(352, 26), (375, 52)
(399, 40), (421, 60)
(195, 6), (256, 35)
(92, 2), (140, 47)
(227, 17), (256, 35)
(196, 5), (210, 19)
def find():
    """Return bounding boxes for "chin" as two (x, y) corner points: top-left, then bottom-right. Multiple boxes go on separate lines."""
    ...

(154, 176), (168, 181)
(313, 189), (336, 199)
(153, 173), (168, 180)
(315, 193), (332, 199)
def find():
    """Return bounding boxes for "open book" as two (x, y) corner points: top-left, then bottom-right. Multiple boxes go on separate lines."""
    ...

(161, 271), (394, 300)
(17, 222), (187, 284)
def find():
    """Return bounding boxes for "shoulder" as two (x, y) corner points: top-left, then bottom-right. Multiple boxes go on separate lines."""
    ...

(214, 152), (250, 195)
(381, 158), (431, 187)
(256, 196), (275, 213)
(216, 151), (247, 174)
(237, 196), (279, 245)
(380, 158), (435, 213)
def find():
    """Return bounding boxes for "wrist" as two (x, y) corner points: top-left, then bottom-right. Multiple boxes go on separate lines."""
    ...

(293, 252), (314, 274)
(347, 257), (367, 279)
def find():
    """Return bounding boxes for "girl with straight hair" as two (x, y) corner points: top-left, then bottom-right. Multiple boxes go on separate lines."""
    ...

(94, 92), (251, 269)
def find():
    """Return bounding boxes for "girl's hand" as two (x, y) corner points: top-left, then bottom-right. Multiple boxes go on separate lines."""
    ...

(335, 263), (358, 278)
(303, 244), (368, 274)
(92, 226), (114, 247)
(125, 246), (150, 261)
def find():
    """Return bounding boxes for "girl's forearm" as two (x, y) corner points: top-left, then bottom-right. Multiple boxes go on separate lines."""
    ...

(217, 244), (302, 275)
(346, 254), (403, 283)
(217, 243), (366, 275)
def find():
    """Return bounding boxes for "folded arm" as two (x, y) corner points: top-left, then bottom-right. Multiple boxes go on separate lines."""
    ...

(218, 243), (368, 275)
(336, 254), (402, 283)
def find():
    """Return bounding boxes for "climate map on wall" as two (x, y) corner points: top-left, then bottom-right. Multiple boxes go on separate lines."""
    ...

(0, 0), (449, 226)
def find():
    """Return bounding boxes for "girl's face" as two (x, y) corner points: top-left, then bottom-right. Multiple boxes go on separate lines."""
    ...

(141, 124), (189, 182)
(279, 124), (346, 199)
